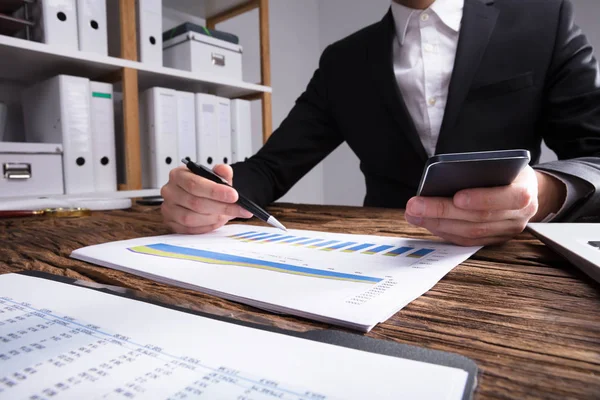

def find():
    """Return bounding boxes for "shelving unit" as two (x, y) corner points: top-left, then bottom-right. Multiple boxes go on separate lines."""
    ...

(0, 0), (272, 194)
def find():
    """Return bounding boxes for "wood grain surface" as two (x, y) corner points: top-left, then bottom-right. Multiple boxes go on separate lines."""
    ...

(1, 203), (599, 399)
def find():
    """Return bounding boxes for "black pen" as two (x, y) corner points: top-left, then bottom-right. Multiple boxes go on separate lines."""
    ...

(181, 159), (287, 232)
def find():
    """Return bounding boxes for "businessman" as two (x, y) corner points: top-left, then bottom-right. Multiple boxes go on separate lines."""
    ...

(160, 0), (600, 246)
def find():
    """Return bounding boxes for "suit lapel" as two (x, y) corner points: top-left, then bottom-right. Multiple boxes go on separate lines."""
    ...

(435, 0), (499, 154)
(369, 9), (429, 162)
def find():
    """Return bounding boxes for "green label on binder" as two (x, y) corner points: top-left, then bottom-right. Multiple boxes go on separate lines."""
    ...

(92, 92), (112, 99)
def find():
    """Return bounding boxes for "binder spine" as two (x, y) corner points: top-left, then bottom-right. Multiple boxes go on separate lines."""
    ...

(231, 99), (253, 163)
(217, 97), (232, 166)
(60, 76), (95, 194)
(195, 94), (218, 169)
(32, 0), (79, 50)
(90, 81), (117, 192)
(76, 0), (109, 55)
(176, 92), (197, 164)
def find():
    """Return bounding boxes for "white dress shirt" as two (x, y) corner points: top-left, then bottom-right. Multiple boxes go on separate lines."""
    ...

(391, 0), (464, 157)
(390, 0), (587, 219)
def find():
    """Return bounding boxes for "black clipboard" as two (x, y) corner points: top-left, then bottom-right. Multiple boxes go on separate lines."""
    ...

(15, 270), (479, 399)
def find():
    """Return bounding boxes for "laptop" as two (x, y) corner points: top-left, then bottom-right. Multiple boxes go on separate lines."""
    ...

(527, 223), (600, 284)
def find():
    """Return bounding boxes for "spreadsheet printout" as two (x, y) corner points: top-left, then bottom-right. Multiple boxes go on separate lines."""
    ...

(0, 273), (469, 399)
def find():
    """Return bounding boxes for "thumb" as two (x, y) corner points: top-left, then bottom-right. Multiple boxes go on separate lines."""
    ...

(213, 164), (234, 185)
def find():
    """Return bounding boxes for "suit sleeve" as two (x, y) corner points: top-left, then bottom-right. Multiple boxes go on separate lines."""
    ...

(231, 46), (344, 207)
(534, 0), (600, 221)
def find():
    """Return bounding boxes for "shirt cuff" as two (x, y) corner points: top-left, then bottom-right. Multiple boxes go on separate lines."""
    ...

(534, 169), (594, 222)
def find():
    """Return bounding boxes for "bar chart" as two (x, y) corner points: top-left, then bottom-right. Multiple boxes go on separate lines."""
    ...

(228, 231), (436, 259)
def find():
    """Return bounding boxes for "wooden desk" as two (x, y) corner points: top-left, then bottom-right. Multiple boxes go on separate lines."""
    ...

(1, 204), (599, 399)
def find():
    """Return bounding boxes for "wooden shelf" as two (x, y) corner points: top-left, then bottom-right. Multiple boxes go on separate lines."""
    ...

(0, 189), (161, 202)
(163, 0), (256, 19)
(0, 35), (125, 84)
(0, 35), (270, 98)
(134, 63), (271, 98)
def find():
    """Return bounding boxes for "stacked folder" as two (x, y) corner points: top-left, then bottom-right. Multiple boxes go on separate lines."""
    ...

(22, 75), (117, 194)
(26, 0), (108, 55)
(139, 88), (254, 189)
(6, 0), (163, 64)
(21, 75), (255, 193)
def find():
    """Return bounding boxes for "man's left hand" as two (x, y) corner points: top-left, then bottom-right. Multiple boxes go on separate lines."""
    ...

(405, 166), (566, 246)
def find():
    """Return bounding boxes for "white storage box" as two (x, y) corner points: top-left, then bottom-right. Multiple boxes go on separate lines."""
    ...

(0, 143), (64, 198)
(163, 33), (243, 81)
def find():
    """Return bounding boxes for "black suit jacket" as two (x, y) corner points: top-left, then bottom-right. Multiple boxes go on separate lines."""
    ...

(232, 0), (600, 221)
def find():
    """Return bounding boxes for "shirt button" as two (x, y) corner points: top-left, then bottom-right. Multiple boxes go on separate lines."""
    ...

(421, 13), (429, 21)
(428, 97), (437, 106)
(424, 43), (435, 53)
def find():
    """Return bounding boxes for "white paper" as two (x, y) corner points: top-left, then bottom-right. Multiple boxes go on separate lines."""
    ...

(0, 274), (468, 399)
(72, 225), (481, 332)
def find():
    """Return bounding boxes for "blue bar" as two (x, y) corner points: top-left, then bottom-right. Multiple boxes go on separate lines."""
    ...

(384, 246), (414, 256)
(228, 231), (257, 238)
(254, 233), (284, 241)
(293, 238), (323, 246)
(322, 241), (357, 251)
(343, 243), (375, 252)
(362, 245), (394, 254)
(307, 240), (339, 248)
(262, 235), (294, 243)
(280, 236), (309, 244)
(407, 248), (435, 258)
(241, 232), (274, 241)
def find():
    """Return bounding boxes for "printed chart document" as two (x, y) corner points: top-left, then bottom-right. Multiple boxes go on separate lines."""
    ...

(0, 273), (471, 399)
(72, 225), (481, 332)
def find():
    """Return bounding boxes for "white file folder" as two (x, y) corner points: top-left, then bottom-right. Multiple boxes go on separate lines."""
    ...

(31, 0), (79, 50)
(217, 97), (232, 166)
(22, 75), (95, 194)
(195, 93), (219, 168)
(90, 81), (117, 192)
(76, 0), (108, 55)
(230, 99), (253, 163)
(176, 91), (197, 163)
(139, 87), (178, 189)
(136, 0), (162, 66)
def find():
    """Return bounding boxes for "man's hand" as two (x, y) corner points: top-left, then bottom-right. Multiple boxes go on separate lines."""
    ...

(405, 166), (566, 246)
(160, 164), (253, 234)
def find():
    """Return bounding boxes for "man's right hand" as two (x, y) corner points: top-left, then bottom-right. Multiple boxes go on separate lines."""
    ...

(160, 164), (253, 234)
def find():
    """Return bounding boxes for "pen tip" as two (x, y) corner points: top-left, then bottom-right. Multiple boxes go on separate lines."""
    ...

(267, 216), (287, 232)
(181, 158), (189, 164)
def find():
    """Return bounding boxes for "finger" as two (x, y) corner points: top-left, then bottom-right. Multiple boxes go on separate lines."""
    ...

(162, 203), (233, 228)
(406, 196), (525, 223)
(213, 164), (234, 185)
(429, 229), (514, 247)
(165, 218), (229, 235)
(453, 183), (534, 212)
(406, 214), (528, 240)
(162, 183), (252, 218)
(453, 167), (538, 212)
(170, 166), (239, 203)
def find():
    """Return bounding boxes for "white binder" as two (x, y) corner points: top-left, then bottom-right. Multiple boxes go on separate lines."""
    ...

(22, 75), (95, 194)
(136, 0), (162, 66)
(230, 99), (253, 163)
(76, 0), (108, 55)
(139, 87), (178, 189)
(195, 93), (219, 168)
(90, 81), (117, 192)
(31, 0), (79, 50)
(216, 97), (232, 166)
(176, 91), (197, 163)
